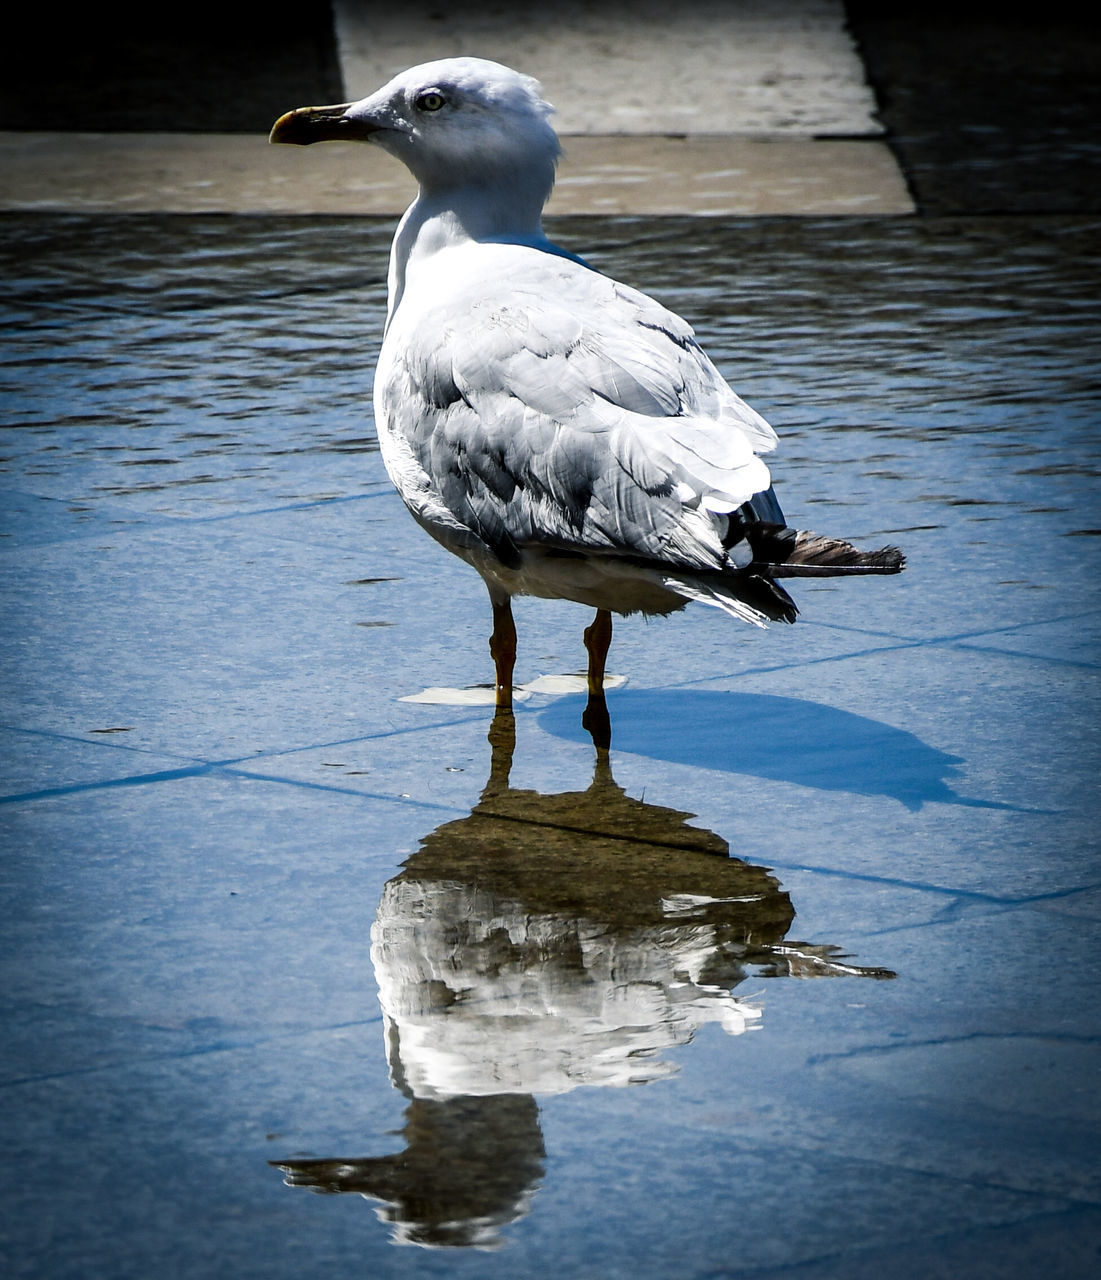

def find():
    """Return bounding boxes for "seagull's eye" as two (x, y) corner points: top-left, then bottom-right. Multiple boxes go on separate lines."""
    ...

(414, 90), (447, 113)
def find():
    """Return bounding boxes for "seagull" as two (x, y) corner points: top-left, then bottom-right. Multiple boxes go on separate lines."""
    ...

(271, 57), (903, 710)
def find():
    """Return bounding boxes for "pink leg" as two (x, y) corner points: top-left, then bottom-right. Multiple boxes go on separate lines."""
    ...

(489, 597), (517, 709)
(584, 608), (613, 698)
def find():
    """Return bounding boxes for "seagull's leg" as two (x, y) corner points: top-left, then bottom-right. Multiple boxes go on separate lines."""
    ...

(489, 596), (517, 710)
(582, 608), (614, 751)
(583, 608), (613, 697)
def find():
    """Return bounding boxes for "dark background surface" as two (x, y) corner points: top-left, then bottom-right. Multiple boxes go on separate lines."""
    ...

(1, 2), (1099, 215)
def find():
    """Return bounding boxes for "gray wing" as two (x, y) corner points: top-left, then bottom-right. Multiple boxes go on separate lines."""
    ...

(377, 249), (776, 574)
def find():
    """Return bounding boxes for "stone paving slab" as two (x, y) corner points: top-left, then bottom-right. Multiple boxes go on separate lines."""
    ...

(333, 0), (884, 137)
(0, 0), (915, 217)
(0, 131), (913, 216)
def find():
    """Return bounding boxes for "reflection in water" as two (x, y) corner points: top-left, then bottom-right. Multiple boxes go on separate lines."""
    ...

(274, 706), (893, 1248)
(279, 1093), (545, 1250)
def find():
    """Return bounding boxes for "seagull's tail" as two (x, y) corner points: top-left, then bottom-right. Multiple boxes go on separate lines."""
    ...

(662, 572), (796, 628)
(749, 526), (906, 579)
(665, 524), (904, 629)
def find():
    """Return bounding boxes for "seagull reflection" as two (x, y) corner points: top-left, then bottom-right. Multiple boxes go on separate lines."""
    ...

(274, 708), (893, 1248)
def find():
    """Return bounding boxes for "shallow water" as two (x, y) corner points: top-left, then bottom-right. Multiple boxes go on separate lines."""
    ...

(1, 213), (1099, 1277)
(4, 216), (1099, 516)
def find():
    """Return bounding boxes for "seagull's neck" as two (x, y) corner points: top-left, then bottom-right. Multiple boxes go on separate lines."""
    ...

(385, 170), (553, 328)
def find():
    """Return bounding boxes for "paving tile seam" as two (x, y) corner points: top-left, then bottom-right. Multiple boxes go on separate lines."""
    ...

(0, 633), (1075, 812)
(0, 749), (479, 814)
(0, 763), (1050, 832)
(218, 711), (489, 759)
(814, 608), (1101, 646)
(156, 492), (392, 525)
(948, 640), (1100, 671)
(765, 861), (1088, 908)
(0, 763), (445, 810)
(686, 1125), (1089, 1210)
(807, 1029), (1101, 1070)
(220, 765), (467, 814)
(0, 490), (396, 545)
(0, 764), (216, 805)
(814, 1222), (1094, 1280)
(859, 887), (1101, 937)
(0, 719), (452, 777)
(938, 610), (1101, 643)
(0, 708), (485, 773)
(672, 641), (937, 685)
(1, 721), (201, 758)
(770, 1142), (1096, 1209)
(692, 620), (1101, 680)
(4, 731), (1071, 899)
(674, 636), (1086, 688)
(722, 1202), (1101, 1280)
(0, 1016), (386, 1091)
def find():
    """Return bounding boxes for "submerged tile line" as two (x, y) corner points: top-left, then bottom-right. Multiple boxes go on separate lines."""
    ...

(1, 721), (212, 766)
(948, 639), (1099, 670)
(708, 1193), (1094, 1280)
(213, 709), (490, 765)
(219, 764), (466, 814)
(861, 885), (1101, 938)
(38, 494), (411, 570)
(4, 487), (388, 516)
(179, 490), (392, 525)
(0, 756), (468, 816)
(0, 722), (485, 812)
(676, 620), (1098, 687)
(672, 603), (1101, 685)
(672, 638), (931, 686)
(806, 1027), (1100, 1069)
(812, 607), (1101, 644)
(691, 1084), (1096, 1219)
(0, 1014), (386, 1091)
(0, 762), (218, 805)
(763, 859), (1091, 908)
(0, 708), (489, 807)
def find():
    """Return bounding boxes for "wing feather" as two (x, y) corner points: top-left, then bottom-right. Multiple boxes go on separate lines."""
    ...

(375, 244), (777, 575)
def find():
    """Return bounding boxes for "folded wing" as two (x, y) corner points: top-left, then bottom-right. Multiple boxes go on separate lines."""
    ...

(377, 245), (778, 579)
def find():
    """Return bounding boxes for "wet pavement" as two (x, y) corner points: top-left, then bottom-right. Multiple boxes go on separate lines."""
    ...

(2, 6), (1101, 1280)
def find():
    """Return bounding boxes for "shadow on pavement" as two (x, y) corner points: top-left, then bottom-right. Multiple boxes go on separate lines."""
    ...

(539, 688), (1032, 812)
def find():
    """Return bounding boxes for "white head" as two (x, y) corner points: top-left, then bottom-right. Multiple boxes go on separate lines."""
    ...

(271, 57), (561, 202)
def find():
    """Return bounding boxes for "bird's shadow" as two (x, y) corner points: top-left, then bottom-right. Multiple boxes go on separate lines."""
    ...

(538, 688), (1030, 812)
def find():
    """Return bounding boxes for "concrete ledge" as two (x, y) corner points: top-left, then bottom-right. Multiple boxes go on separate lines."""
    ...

(333, 0), (885, 138)
(553, 136), (913, 215)
(0, 132), (914, 216)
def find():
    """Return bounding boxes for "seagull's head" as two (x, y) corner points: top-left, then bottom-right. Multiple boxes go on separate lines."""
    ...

(271, 57), (561, 193)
